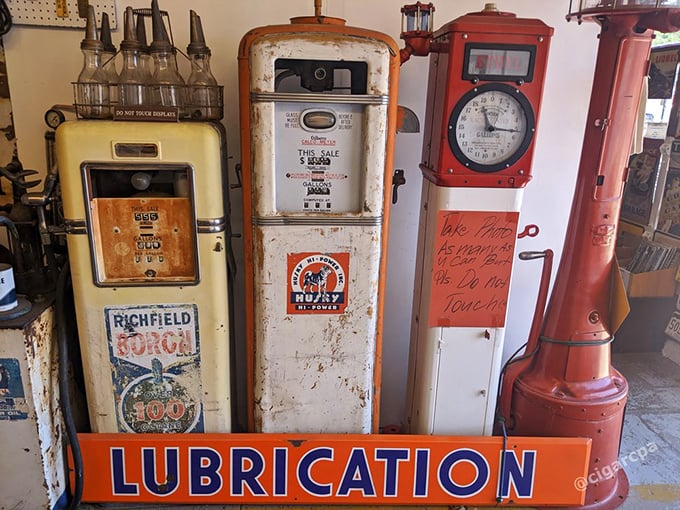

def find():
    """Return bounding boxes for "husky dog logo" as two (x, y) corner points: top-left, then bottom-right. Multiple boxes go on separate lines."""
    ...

(302, 265), (332, 296)
(287, 253), (349, 314)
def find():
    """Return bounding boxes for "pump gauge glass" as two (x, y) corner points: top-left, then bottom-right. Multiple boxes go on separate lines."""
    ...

(447, 83), (535, 173)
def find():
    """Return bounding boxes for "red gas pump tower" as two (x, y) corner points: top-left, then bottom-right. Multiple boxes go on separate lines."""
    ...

(498, 2), (680, 509)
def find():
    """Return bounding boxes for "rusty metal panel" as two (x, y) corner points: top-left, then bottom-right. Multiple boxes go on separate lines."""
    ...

(90, 196), (197, 283)
(0, 304), (67, 509)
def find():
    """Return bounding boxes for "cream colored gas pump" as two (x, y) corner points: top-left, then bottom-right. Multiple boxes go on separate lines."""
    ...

(239, 7), (399, 433)
(56, 121), (232, 433)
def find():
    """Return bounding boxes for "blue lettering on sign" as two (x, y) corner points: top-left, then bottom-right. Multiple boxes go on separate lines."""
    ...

(189, 448), (223, 496)
(231, 447), (267, 496)
(105, 445), (540, 500)
(414, 449), (429, 497)
(298, 447), (333, 496)
(375, 448), (410, 497)
(438, 448), (489, 497)
(111, 448), (139, 495)
(274, 448), (288, 496)
(112, 310), (193, 328)
(498, 450), (536, 498)
(142, 447), (179, 496)
(336, 448), (375, 496)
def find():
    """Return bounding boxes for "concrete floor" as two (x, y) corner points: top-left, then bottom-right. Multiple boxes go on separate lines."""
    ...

(79, 352), (680, 510)
(613, 352), (680, 510)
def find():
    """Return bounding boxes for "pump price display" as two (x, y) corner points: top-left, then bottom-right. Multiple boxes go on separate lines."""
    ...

(275, 102), (364, 213)
(463, 44), (535, 81)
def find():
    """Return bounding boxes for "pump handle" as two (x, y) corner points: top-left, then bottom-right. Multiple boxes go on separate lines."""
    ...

(519, 249), (554, 355)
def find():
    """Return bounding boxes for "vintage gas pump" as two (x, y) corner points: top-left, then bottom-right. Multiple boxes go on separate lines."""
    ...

(239, 2), (399, 433)
(56, 120), (232, 434)
(497, 2), (680, 509)
(401, 3), (552, 435)
(55, 2), (232, 436)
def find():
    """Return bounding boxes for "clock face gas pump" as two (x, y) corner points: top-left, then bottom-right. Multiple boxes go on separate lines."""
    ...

(239, 10), (399, 433)
(56, 121), (232, 433)
(403, 4), (553, 435)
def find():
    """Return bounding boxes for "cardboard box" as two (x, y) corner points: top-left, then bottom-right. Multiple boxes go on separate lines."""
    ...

(620, 267), (678, 298)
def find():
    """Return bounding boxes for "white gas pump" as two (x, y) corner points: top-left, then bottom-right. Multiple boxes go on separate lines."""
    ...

(239, 8), (400, 433)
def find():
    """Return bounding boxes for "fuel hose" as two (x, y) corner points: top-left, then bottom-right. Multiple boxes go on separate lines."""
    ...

(56, 262), (83, 509)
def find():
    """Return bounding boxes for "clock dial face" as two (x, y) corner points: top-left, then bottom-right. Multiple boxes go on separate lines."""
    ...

(448, 84), (535, 173)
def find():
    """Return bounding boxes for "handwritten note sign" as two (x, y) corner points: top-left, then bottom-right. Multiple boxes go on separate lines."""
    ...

(429, 211), (519, 328)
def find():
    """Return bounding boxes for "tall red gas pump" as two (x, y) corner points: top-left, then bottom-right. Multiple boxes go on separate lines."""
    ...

(400, 3), (553, 435)
(498, 2), (680, 509)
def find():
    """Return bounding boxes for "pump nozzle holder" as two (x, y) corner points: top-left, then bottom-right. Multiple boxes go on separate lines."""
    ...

(81, 5), (103, 51)
(100, 12), (116, 53)
(187, 10), (210, 56)
(150, 0), (173, 53)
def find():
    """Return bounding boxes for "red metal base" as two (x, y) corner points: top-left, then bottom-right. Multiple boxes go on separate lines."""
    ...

(555, 468), (629, 510)
(508, 360), (629, 509)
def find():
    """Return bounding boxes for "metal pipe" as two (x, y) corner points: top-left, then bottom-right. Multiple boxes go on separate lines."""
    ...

(504, 9), (680, 509)
(519, 249), (553, 356)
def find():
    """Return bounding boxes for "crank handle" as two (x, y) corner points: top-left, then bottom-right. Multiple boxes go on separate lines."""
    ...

(519, 250), (550, 261)
(518, 224), (539, 239)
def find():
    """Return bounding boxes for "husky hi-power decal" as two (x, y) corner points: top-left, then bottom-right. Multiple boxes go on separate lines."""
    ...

(105, 304), (204, 433)
(0, 358), (28, 420)
(287, 253), (349, 314)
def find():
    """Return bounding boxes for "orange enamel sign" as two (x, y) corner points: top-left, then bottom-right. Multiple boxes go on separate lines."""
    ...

(429, 210), (519, 327)
(72, 433), (590, 506)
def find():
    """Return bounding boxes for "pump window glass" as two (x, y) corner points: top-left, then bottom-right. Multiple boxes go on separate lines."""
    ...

(83, 164), (198, 285)
(462, 44), (536, 82)
(274, 102), (365, 214)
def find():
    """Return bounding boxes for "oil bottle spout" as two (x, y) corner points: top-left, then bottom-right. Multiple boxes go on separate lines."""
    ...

(150, 0), (172, 53)
(81, 5), (103, 51)
(187, 10), (210, 55)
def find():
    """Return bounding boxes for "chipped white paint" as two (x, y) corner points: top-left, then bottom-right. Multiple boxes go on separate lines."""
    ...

(247, 32), (393, 433)
(56, 121), (231, 433)
(406, 183), (524, 435)
(253, 225), (381, 433)
(0, 304), (67, 509)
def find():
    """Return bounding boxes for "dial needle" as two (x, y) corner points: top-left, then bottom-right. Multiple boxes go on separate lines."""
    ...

(481, 107), (519, 133)
(481, 107), (493, 131)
